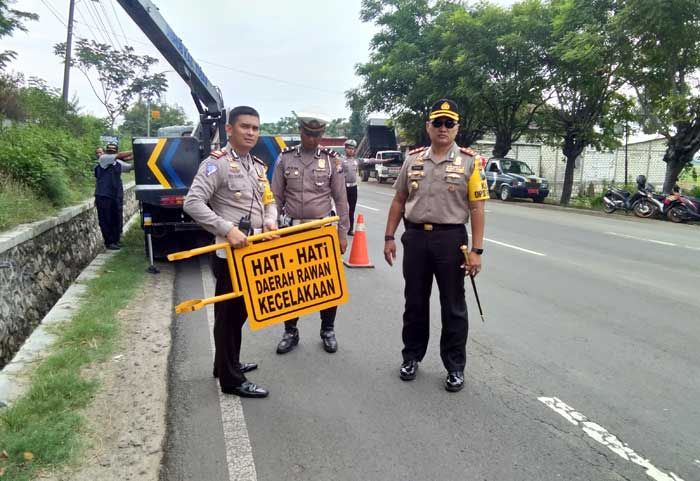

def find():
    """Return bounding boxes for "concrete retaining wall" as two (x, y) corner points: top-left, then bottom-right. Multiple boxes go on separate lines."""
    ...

(0, 183), (138, 368)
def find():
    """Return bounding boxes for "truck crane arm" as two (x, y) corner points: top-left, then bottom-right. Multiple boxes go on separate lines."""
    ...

(115, 0), (226, 156)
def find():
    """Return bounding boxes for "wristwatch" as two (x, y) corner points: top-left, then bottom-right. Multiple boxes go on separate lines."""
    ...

(384, 235), (395, 241)
(471, 247), (484, 255)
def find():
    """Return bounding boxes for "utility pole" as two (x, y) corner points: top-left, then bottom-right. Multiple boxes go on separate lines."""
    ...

(147, 97), (151, 136)
(61, 0), (77, 104)
(624, 121), (629, 186)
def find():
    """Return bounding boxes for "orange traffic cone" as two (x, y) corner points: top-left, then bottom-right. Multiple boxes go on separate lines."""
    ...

(343, 214), (374, 268)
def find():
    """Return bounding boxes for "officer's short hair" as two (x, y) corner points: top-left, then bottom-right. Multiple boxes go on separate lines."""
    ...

(228, 106), (260, 126)
(105, 143), (118, 153)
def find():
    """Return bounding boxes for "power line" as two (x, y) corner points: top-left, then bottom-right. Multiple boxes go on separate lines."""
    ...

(38, 0), (67, 26)
(96, 0), (123, 50)
(75, 3), (108, 45)
(198, 59), (344, 96)
(108, 0), (129, 46)
(85, 0), (117, 49)
(48, 12), (345, 97)
(77, 1), (112, 45)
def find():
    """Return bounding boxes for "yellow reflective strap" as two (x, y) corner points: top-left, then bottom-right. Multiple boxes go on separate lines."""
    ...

(468, 157), (490, 201)
(263, 181), (275, 205)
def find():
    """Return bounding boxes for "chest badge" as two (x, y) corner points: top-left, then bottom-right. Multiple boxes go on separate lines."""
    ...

(411, 181), (419, 190)
(454, 156), (462, 166)
(318, 158), (326, 169)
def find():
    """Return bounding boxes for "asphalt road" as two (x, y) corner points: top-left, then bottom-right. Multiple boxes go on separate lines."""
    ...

(164, 181), (700, 481)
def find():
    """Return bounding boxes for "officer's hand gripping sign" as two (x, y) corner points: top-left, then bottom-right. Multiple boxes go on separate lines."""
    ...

(168, 218), (349, 331)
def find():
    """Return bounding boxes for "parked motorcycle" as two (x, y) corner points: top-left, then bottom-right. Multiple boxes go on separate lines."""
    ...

(632, 186), (667, 218)
(665, 194), (700, 223)
(602, 175), (654, 215)
(602, 187), (645, 214)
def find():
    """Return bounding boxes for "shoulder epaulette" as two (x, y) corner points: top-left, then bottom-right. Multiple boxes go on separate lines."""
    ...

(459, 146), (478, 157)
(209, 150), (225, 159)
(281, 145), (297, 153)
(321, 148), (338, 158)
(408, 146), (428, 155)
(252, 155), (268, 172)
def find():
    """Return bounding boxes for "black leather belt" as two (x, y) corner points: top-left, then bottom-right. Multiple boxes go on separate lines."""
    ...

(404, 220), (464, 231)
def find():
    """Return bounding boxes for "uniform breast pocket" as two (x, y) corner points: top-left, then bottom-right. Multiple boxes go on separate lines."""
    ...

(313, 169), (328, 188)
(284, 168), (301, 183)
(227, 174), (250, 196)
(444, 174), (467, 195)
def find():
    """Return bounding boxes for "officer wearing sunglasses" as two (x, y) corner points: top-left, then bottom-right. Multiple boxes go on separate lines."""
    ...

(383, 98), (489, 392)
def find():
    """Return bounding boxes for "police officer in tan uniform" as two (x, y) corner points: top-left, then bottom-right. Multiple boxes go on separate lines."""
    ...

(184, 106), (277, 398)
(271, 113), (350, 354)
(383, 99), (489, 392)
(341, 139), (359, 235)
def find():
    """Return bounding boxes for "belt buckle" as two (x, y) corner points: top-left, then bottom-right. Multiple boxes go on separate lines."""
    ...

(424, 223), (433, 231)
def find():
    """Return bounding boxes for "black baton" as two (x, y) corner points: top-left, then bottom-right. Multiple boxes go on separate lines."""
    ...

(460, 245), (486, 322)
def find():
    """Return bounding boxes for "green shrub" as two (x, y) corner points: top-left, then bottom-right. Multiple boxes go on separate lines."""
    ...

(0, 124), (99, 207)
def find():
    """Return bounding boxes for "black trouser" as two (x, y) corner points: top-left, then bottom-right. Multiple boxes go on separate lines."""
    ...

(95, 195), (120, 246)
(117, 196), (124, 238)
(401, 225), (468, 372)
(346, 185), (358, 232)
(284, 306), (337, 333)
(212, 256), (248, 387)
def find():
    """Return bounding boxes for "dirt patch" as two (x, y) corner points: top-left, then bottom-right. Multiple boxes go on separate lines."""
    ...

(41, 264), (173, 481)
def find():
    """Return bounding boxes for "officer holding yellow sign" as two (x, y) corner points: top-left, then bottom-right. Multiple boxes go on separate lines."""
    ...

(383, 99), (488, 393)
(183, 106), (277, 398)
(271, 112), (350, 355)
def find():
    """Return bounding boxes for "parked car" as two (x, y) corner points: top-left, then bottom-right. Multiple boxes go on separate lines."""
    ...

(484, 157), (550, 202)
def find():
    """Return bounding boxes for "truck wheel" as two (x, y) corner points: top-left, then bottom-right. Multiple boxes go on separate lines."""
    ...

(361, 170), (369, 182)
(500, 185), (512, 201)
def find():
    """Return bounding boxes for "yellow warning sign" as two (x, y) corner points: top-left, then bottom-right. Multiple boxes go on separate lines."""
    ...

(234, 225), (348, 331)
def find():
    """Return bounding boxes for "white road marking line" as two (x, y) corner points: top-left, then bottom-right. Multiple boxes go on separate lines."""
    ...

(356, 203), (380, 212)
(539, 397), (685, 481)
(605, 231), (678, 247)
(484, 237), (546, 256)
(371, 190), (395, 196)
(201, 258), (258, 481)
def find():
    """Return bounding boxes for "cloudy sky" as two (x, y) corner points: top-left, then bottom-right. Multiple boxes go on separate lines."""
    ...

(6, 0), (515, 125)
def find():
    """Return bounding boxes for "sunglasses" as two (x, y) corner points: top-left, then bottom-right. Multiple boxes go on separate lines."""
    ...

(302, 129), (323, 138)
(431, 119), (457, 129)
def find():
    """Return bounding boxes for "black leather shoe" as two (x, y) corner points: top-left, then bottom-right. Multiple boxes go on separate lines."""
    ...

(106, 243), (121, 250)
(221, 381), (269, 398)
(347, 230), (354, 236)
(320, 330), (338, 353)
(276, 329), (299, 354)
(213, 362), (258, 378)
(445, 371), (465, 392)
(399, 360), (419, 381)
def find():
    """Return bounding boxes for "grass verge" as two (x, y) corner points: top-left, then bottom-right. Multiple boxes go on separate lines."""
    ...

(0, 175), (59, 232)
(0, 226), (146, 480)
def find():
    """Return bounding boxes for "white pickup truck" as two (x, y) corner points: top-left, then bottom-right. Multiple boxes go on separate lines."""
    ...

(359, 150), (404, 183)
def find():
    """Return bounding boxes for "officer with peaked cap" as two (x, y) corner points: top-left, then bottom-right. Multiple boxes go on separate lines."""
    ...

(271, 112), (350, 354)
(340, 139), (360, 235)
(383, 99), (489, 393)
(184, 105), (277, 398)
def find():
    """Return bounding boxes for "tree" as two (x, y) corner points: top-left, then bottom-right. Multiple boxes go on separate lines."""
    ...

(0, 1), (37, 70)
(54, 39), (168, 129)
(349, 0), (486, 146)
(260, 112), (300, 135)
(535, 0), (630, 205)
(438, 0), (551, 157)
(347, 106), (367, 142)
(618, 0), (700, 193)
(119, 101), (191, 137)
